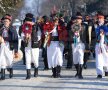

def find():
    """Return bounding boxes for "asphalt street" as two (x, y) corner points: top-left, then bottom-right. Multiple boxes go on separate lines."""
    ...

(0, 51), (108, 90)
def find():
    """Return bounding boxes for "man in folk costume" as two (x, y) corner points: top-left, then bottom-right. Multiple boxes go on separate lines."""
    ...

(66, 16), (76, 69)
(43, 18), (67, 78)
(95, 13), (108, 78)
(20, 13), (41, 79)
(83, 15), (93, 69)
(0, 14), (18, 80)
(71, 12), (87, 79)
(41, 16), (49, 70)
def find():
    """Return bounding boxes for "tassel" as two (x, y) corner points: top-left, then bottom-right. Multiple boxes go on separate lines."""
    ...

(74, 36), (77, 47)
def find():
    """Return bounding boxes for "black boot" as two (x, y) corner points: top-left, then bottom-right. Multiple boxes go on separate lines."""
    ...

(105, 72), (108, 76)
(53, 67), (57, 78)
(26, 69), (31, 79)
(54, 67), (58, 78)
(52, 68), (55, 77)
(74, 64), (79, 77)
(83, 53), (88, 69)
(9, 68), (13, 78)
(97, 75), (102, 79)
(52, 67), (57, 78)
(78, 64), (83, 79)
(57, 66), (61, 78)
(34, 68), (38, 77)
(1, 69), (5, 80)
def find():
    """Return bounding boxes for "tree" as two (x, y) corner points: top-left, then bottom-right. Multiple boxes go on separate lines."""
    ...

(0, 0), (22, 17)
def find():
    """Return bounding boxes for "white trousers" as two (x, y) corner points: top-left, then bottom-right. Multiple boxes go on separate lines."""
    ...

(0, 42), (13, 69)
(18, 38), (22, 50)
(95, 44), (108, 75)
(72, 43), (85, 65)
(47, 41), (63, 68)
(25, 47), (39, 69)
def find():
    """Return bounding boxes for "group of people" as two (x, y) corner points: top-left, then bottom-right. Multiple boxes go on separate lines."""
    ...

(0, 11), (108, 80)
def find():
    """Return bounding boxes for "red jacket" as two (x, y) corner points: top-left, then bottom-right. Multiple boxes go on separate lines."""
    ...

(58, 24), (68, 42)
(43, 21), (68, 46)
(43, 21), (54, 33)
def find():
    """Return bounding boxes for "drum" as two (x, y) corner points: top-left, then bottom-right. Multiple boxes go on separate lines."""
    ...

(13, 50), (23, 62)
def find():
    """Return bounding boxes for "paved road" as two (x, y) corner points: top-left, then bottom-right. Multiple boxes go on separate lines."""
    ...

(0, 51), (108, 90)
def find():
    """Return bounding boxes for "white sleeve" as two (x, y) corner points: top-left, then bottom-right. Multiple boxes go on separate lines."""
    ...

(37, 27), (42, 41)
(21, 32), (25, 41)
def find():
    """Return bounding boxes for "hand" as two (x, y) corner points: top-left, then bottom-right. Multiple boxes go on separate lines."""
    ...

(0, 36), (4, 43)
(45, 31), (49, 35)
(14, 52), (18, 58)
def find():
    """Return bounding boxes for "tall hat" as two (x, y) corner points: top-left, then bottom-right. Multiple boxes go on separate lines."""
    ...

(24, 13), (34, 22)
(75, 12), (83, 19)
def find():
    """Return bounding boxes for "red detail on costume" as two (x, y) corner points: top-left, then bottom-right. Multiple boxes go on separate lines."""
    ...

(43, 22), (54, 33)
(58, 25), (68, 42)
(22, 22), (32, 35)
(43, 22), (68, 46)
(43, 21), (54, 46)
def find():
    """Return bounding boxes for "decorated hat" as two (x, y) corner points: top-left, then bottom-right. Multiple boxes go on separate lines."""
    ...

(75, 12), (82, 19)
(24, 17), (32, 22)
(25, 13), (33, 18)
(24, 13), (34, 22)
(3, 14), (12, 21)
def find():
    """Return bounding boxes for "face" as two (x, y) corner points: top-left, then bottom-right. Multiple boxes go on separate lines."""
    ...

(3, 19), (11, 27)
(76, 18), (82, 24)
(54, 20), (59, 26)
(98, 18), (104, 24)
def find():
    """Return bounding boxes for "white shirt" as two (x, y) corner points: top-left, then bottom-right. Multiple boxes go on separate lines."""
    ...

(2, 26), (9, 38)
(52, 26), (58, 36)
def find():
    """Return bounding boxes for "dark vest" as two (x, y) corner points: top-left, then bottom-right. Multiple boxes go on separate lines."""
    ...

(19, 24), (40, 48)
(31, 25), (40, 48)
(70, 23), (87, 44)
(0, 25), (18, 52)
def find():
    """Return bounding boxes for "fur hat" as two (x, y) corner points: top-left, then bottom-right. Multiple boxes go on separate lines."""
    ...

(3, 14), (12, 21)
(25, 13), (33, 18)
(24, 13), (34, 22)
(75, 12), (82, 19)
